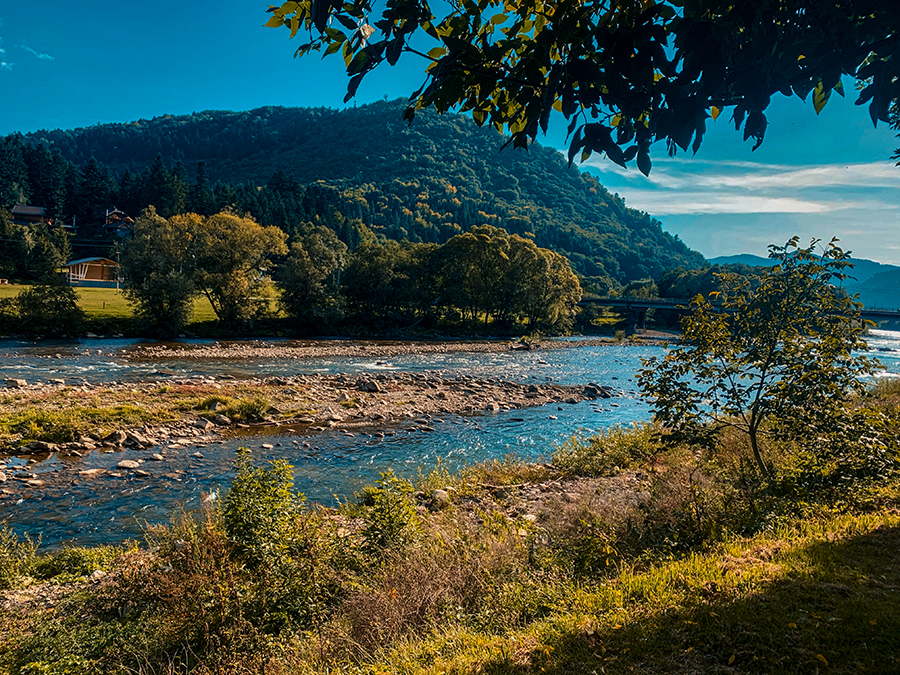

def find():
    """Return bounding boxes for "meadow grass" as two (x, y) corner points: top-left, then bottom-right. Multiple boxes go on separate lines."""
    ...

(0, 284), (221, 325)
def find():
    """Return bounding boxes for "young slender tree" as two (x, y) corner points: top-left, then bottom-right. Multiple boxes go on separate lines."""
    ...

(638, 238), (879, 478)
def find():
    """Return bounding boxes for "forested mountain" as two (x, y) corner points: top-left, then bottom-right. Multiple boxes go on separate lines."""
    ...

(10, 100), (704, 285)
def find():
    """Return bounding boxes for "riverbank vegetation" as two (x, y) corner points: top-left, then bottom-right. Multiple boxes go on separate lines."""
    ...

(1, 373), (898, 673)
(0, 207), (585, 339)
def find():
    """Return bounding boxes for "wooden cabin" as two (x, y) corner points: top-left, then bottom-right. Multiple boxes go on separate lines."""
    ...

(10, 205), (50, 227)
(64, 257), (120, 288)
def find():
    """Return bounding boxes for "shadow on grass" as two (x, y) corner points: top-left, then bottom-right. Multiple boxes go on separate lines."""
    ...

(482, 525), (900, 674)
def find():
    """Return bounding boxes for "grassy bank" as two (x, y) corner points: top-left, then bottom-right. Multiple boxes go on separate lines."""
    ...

(0, 382), (898, 674)
(0, 284), (220, 334)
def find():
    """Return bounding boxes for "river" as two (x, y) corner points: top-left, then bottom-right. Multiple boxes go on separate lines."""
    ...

(2, 330), (899, 549)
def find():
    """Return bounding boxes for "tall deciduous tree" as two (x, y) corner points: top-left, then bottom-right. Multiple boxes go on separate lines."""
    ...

(637, 238), (879, 478)
(122, 207), (199, 336)
(266, 0), (900, 172)
(342, 239), (438, 320)
(193, 212), (288, 325)
(279, 225), (347, 326)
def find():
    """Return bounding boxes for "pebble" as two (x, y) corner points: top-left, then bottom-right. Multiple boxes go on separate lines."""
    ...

(117, 460), (141, 470)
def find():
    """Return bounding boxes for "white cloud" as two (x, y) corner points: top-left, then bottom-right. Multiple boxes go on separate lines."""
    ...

(587, 157), (900, 191)
(618, 191), (828, 215)
(20, 44), (54, 61)
(577, 154), (900, 216)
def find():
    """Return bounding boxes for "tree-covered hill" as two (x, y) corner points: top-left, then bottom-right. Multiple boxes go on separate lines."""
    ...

(13, 100), (705, 283)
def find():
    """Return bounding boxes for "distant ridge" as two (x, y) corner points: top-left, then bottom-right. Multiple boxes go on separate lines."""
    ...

(18, 100), (706, 283)
(710, 254), (900, 309)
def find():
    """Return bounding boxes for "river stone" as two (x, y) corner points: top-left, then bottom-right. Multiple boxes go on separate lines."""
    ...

(148, 453), (164, 461)
(116, 460), (141, 470)
(431, 489), (451, 509)
(194, 418), (215, 431)
(4, 379), (26, 389)
(192, 452), (204, 459)
(0, 472), (6, 482)
(295, 417), (315, 424)
(79, 468), (105, 477)
(25, 479), (44, 487)
(27, 440), (58, 453)
(357, 378), (382, 393)
(126, 432), (149, 447)
(213, 414), (231, 426)
(105, 430), (128, 445)
(133, 469), (152, 478)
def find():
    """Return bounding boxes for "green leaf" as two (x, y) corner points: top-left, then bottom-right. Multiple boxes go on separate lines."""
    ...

(264, 16), (285, 27)
(813, 82), (830, 115)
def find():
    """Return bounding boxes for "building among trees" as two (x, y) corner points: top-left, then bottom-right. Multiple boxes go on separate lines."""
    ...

(64, 257), (120, 288)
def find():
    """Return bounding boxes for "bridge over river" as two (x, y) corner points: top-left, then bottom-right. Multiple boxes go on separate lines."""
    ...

(579, 297), (900, 333)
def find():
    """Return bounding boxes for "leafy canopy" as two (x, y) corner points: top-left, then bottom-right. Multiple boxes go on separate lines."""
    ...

(637, 238), (880, 478)
(266, 0), (900, 173)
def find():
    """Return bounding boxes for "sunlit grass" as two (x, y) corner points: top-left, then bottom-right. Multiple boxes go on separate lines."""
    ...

(0, 283), (220, 324)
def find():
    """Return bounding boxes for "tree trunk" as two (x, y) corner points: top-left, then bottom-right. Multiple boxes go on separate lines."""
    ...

(748, 427), (770, 479)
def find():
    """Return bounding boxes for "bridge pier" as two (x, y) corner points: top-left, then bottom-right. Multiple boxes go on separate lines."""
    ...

(626, 307), (647, 335)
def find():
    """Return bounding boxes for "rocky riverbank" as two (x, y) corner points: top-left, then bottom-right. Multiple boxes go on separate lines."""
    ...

(0, 369), (627, 492)
(125, 337), (620, 361)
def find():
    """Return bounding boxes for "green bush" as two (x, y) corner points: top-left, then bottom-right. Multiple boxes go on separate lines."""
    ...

(0, 522), (38, 589)
(362, 470), (421, 554)
(223, 396), (272, 423)
(553, 423), (661, 476)
(221, 450), (301, 567)
(9, 409), (84, 444)
(31, 545), (124, 581)
(16, 284), (85, 338)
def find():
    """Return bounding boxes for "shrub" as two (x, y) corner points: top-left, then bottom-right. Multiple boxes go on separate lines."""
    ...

(361, 470), (421, 554)
(553, 423), (661, 476)
(16, 284), (84, 337)
(223, 396), (272, 423)
(0, 522), (38, 589)
(31, 545), (124, 581)
(9, 409), (83, 444)
(221, 450), (301, 567)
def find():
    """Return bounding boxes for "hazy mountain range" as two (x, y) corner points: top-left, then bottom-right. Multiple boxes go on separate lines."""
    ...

(711, 254), (900, 309)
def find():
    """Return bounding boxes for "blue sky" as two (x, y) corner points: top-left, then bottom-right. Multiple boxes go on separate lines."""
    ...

(1, 3), (898, 264)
